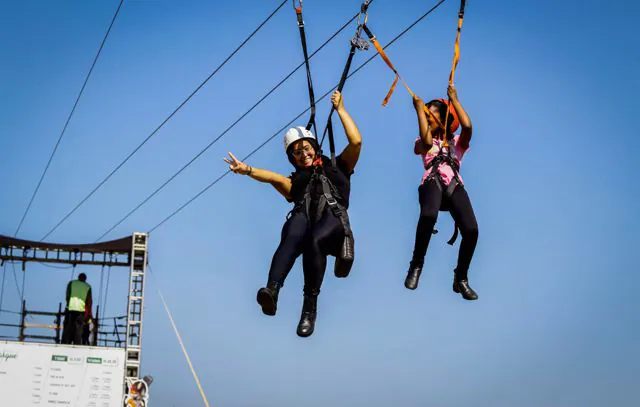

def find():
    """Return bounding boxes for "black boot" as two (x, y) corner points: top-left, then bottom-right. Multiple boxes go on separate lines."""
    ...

(404, 260), (423, 290)
(452, 273), (478, 301)
(296, 293), (318, 338)
(257, 281), (281, 316)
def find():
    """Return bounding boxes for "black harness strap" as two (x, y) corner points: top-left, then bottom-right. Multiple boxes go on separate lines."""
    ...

(424, 138), (462, 245)
(321, 44), (355, 168)
(319, 0), (371, 167)
(291, 165), (355, 276)
(294, 1), (317, 136)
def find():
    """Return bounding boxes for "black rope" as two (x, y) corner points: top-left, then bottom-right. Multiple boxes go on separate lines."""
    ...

(39, 262), (73, 269)
(294, 3), (317, 136)
(319, 0), (371, 166)
(20, 267), (26, 306)
(40, 0), (288, 242)
(98, 265), (105, 316)
(11, 262), (21, 305)
(0, 263), (6, 312)
(146, 0), (448, 234)
(0, 309), (21, 316)
(102, 265), (112, 323)
(321, 44), (356, 167)
(14, 0), (125, 238)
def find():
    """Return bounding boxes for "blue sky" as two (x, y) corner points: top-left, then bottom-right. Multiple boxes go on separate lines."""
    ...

(1, 0), (639, 406)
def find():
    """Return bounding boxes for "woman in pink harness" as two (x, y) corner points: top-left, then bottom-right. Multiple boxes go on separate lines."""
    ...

(404, 84), (479, 300)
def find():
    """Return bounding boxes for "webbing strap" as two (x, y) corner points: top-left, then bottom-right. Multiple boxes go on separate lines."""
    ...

(424, 143), (463, 245)
(361, 24), (414, 106)
(442, 0), (466, 148)
(320, 175), (352, 237)
(361, 22), (449, 139)
(320, 0), (372, 167)
(294, 2), (317, 135)
(321, 43), (357, 167)
(361, 22), (445, 130)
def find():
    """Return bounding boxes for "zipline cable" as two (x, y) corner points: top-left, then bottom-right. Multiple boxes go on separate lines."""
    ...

(40, 0), (288, 242)
(146, 0), (448, 235)
(14, 0), (125, 238)
(95, 7), (366, 242)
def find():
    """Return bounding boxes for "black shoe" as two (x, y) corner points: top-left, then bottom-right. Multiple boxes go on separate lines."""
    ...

(296, 294), (318, 338)
(453, 278), (478, 300)
(257, 281), (281, 316)
(404, 261), (423, 290)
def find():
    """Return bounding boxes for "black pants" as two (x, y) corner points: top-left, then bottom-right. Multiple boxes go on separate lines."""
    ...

(61, 310), (85, 345)
(411, 180), (479, 280)
(268, 206), (345, 295)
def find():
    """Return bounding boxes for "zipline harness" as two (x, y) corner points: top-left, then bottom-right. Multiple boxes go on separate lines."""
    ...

(291, 1), (377, 278)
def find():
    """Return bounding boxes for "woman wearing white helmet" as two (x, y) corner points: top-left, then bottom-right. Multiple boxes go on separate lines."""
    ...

(224, 90), (361, 337)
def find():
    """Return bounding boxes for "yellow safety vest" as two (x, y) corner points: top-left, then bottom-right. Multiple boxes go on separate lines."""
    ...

(68, 280), (90, 312)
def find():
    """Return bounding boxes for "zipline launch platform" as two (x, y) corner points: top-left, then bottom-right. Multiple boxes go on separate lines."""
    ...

(0, 232), (150, 406)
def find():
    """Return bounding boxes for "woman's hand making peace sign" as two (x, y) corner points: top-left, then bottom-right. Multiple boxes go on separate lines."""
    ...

(223, 152), (251, 175)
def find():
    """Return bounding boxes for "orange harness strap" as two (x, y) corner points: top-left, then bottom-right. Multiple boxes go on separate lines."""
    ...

(362, 24), (414, 106)
(442, 0), (466, 147)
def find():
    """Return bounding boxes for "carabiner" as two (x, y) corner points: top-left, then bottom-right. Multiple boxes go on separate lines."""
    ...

(356, 0), (370, 27)
(292, 0), (303, 12)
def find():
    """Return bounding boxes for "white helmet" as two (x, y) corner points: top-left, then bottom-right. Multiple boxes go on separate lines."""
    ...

(284, 126), (316, 152)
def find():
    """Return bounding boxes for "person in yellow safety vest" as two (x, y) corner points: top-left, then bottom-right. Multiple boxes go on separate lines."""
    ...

(61, 272), (93, 345)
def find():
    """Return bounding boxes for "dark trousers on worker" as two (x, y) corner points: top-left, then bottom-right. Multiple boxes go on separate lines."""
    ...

(62, 310), (85, 345)
(411, 180), (479, 280)
(267, 206), (345, 295)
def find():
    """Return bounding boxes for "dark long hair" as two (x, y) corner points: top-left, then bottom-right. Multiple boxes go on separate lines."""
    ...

(426, 99), (455, 140)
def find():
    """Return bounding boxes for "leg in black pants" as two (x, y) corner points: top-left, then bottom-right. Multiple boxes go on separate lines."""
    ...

(257, 210), (309, 316)
(405, 181), (442, 290)
(448, 186), (479, 300)
(297, 208), (345, 337)
(62, 311), (85, 345)
(405, 181), (480, 299)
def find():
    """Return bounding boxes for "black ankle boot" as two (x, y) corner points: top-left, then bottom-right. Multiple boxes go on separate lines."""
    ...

(296, 294), (318, 338)
(257, 281), (281, 316)
(452, 275), (478, 300)
(404, 261), (423, 290)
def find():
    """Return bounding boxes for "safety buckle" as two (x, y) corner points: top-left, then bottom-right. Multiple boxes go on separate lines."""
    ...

(326, 195), (338, 207)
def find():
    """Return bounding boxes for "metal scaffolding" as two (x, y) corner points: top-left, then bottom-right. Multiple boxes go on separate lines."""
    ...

(0, 232), (148, 388)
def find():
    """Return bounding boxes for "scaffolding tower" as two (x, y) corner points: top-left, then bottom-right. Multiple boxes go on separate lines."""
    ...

(0, 232), (148, 387)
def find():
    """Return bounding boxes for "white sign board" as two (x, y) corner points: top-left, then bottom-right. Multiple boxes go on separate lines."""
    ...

(0, 340), (125, 407)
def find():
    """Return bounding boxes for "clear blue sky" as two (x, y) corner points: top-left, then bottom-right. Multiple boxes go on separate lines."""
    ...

(1, 0), (638, 406)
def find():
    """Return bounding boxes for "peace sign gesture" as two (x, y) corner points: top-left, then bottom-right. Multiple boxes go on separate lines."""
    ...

(223, 152), (251, 175)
